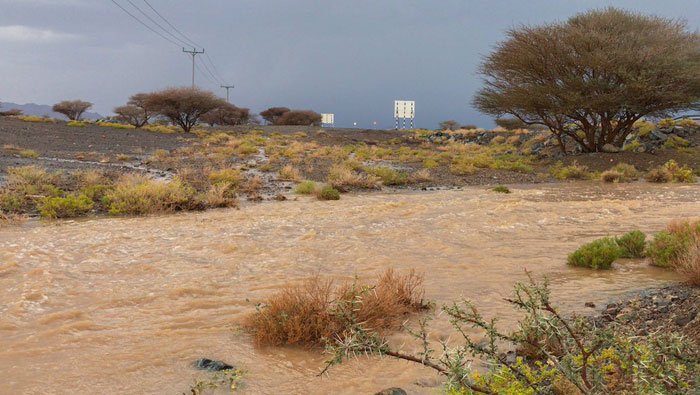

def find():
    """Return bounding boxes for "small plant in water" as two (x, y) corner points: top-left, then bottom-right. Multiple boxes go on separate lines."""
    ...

(187, 369), (245, 394)
(567, 237), (622, 269)
(492, 185), (510, 193)
(615, 229), (646, 258)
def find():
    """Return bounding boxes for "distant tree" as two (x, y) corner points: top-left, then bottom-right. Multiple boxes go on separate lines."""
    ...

(439, 120), (460, 130)
(274, 110), (322, 126)
(0, 109), (22, 116)
(260, 107), (290, 124)
(113, 93), (155, 127)
(461, 124), (477, 130)
(494, 117), (526, 130)
(143, 87), (225, 132)
(52, 100), (92, 121)
(200, 103), (252, 126)
(473, 8), (700, 153)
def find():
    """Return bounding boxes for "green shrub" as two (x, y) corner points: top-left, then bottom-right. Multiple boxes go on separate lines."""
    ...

(647, 220), (700, 267)
(550, 161), (591, 180)
(610, 163), (639, 181)
(633, 120), (656, 137)
(38, 194), (94, 218)
(492, 185), (511, 193)
(615, 230), (646, 258)
(67, 121), (85, 127)
(317, 185), (340, 201)
(364, 166), (408, 185)
(664, 160), (695, 183)
(567, 237), (622, 269)
(663, 135), (690, 149)
(657, 118), (675, 128)
(676, 118), (698, 127)
(647, 232), (683, 268)
(208, 168), (242, 187)
(0, 191), (24, 213)
(19, 150), (39, 159)
(79, 184), (113, 202)
(294, 180), (316, 195)
(103, 175), (200, 215)
(97, 121), (135, 129)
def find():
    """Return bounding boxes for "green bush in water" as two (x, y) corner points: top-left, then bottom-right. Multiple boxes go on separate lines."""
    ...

(615, 230), (646, 258)
(567, 237), (622, 269)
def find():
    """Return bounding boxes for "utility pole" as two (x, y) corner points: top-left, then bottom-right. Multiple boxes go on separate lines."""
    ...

(182, 48), (204, 88)
(221, 85), (235, 102)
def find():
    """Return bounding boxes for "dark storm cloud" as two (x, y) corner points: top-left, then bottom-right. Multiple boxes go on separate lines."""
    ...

(1, 0), (699, 128)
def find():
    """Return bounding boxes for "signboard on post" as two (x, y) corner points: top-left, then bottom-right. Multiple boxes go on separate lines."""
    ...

(394, 100), (416, 129)
(321, 113), (334, 127)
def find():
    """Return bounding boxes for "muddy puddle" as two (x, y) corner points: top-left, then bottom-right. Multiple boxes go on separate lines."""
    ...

(0, 182), (697, 394)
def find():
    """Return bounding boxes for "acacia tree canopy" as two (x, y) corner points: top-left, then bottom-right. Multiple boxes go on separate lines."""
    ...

(473, 8), (700, 152)
(260, 107), (290, 124)
(200, 103), (252, 126)
(143, 87), (225, 132)
(52, 100), (92, 121)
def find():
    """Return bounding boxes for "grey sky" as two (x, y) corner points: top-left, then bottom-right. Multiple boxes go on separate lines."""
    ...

(1, 0), (699, 128)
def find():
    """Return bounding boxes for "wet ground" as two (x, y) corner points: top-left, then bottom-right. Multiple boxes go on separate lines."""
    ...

(0, 182), (698, 394)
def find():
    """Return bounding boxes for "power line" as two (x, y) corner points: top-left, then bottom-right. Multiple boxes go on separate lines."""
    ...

(109, 0), (181, 47)
(204, 52), (227, 84)
(195, 59), (218, 87)
(142, 0), (202, 48)
(111, 0), (231, 88)
(139, 0), (230, 85)
(124, 0), (190, 47)
(198, 55), (223, 85)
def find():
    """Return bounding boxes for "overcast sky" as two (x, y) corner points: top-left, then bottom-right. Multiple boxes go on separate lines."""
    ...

(1, 0), (699, 128)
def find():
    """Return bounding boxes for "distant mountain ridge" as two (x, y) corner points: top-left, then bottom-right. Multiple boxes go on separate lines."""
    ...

(0, 102), (103, 120)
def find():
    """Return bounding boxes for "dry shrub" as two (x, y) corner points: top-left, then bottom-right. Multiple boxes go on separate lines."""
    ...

(279, 165), (302, 181)
(242, 175), (264, 193)
(407, 169), (432, 183)
(506, 135), (521, 145)
(645, 167), (672, 183)
(176, 167), (209, 191)
(675, 240), (700, 286)
(204, 183), (238, 208)
(490, 135), (506, 145)
(244, 269), (427, 347)
(328, 164), (379, 190)
(601, 170), (623, 183)
(75, 169), (108, 188)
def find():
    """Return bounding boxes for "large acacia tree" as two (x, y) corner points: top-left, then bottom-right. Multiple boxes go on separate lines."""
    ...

(144, 87), (225, 132)
(52, 100), (92, 121)
(473, 8), (700, 153)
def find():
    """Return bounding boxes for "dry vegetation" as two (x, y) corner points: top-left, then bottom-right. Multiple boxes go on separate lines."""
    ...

(244, 269), (427, 347)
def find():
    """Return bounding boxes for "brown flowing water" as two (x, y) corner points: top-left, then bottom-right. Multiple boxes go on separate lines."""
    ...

(0, 183), (698, 394)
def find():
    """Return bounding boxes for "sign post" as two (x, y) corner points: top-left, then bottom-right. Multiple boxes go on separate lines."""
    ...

(393, 100), (415, 129)
(321, 113), (335, 128)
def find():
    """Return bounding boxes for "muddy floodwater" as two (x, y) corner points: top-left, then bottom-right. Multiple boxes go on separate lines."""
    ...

(0, 183), (698, 394)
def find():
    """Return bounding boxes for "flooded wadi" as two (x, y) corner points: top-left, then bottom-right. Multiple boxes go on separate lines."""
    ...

(0, 183), (698, 394)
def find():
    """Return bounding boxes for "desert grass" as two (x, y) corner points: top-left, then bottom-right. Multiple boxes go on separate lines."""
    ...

(103, 174), (200, 215)
(19, 149), (39, 159)
(278, 165), (302, 181)
(327, 164), (379, 190)
(244, 269), (427, 347)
